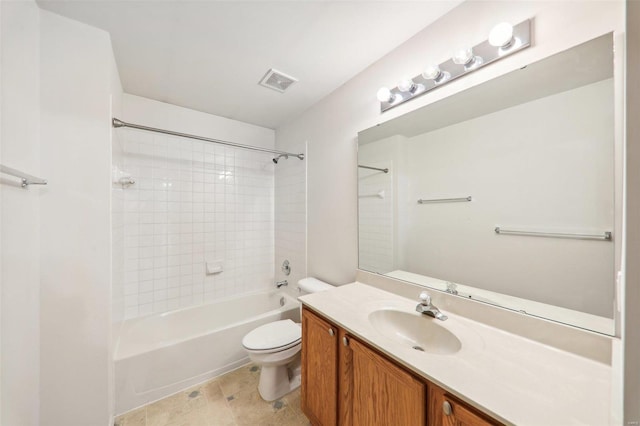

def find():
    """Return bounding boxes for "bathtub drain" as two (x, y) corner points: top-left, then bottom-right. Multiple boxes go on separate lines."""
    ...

(412, 345), (425, 352)
(280, 297), (285, 307)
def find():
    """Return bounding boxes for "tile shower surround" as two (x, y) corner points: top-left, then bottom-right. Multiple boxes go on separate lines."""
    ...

(121, 129), (275, 319)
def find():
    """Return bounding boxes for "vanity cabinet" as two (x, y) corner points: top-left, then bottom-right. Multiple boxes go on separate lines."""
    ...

(301, 307), (500, 426)
(346, 335), (426, 425)
(428, 382), (497, 426)
(301, 306), (339, 426)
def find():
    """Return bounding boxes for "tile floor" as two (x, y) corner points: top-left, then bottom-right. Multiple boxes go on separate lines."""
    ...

(114, 364), (310, 426)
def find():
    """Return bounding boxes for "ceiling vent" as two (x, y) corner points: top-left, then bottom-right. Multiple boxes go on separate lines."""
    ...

(258, 68), (298, 93)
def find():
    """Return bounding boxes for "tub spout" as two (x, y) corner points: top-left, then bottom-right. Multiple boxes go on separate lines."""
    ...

(276, 280), (288, 288)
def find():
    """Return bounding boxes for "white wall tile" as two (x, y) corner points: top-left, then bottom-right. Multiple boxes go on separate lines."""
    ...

(120, 128), (275, 318)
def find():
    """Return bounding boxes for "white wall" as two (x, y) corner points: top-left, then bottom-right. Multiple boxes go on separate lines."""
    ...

(112, 54), (125, 330)
(0, 1), (41, 424)
(39, 9), (117, 425)
(109, 42), (124, 424)
(119, 95), (276, 318)
(276, 1), (625, 287)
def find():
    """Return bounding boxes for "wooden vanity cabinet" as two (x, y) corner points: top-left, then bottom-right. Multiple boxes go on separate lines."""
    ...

(301, 307), (500, 426)
(346, 335), (426, 426)
(428, 383), (499, 426)
(301, 307), (339, 426)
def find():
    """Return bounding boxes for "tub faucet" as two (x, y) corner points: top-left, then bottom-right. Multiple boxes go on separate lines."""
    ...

(276, 280), (288, 288)
(416, 291), (448, 321)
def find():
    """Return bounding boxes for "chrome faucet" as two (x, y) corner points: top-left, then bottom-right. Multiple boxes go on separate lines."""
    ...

(416, 291), (448, 321)
(276, 280), (288, 288)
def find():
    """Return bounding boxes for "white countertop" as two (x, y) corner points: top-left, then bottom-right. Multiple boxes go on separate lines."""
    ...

(299, 282), (612, 426)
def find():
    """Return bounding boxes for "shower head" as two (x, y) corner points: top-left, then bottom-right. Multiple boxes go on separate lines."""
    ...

(272, 154), (289, 164)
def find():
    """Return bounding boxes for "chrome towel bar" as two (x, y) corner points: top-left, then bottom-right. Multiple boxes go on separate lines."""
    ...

(417, 196), (472, 204)
(494, 227), (612, 241)
(358, 164), (389, 173)
(0, 164), (47, 188)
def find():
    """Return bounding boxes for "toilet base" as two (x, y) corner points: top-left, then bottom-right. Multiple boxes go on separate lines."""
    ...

(257, 358), (301, 401)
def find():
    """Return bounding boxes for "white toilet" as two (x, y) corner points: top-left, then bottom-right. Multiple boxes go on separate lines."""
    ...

(242, 277), (333, 401)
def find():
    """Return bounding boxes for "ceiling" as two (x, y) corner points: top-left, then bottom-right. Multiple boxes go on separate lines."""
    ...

(36, 0), (461, 129)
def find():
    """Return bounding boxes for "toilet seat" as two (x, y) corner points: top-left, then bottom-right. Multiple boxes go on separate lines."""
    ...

(242, 319), (301, 353)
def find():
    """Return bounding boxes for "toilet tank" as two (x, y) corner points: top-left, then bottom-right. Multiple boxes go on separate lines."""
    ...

(297, 277), (334, 295)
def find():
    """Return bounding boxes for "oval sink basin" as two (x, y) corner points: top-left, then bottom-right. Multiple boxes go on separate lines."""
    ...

(368, 309), (461, 355)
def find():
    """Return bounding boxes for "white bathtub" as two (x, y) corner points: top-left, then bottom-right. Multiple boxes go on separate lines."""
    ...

(114, 290), (300, 414)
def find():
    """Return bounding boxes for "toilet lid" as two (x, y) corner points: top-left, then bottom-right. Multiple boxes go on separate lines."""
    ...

(242, 319), (301, 351)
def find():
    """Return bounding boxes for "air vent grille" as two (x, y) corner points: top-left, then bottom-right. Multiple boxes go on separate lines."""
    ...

(258, 69), (298, 93)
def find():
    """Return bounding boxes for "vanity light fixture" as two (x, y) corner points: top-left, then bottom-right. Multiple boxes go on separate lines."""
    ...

(452, 47), (475, 65)
(377, 19), (532, 112)
(376, 86), (395, 103)
(452, 47), (483, 70)
(422, 65), (450, 84)
(422, 65), (441, 80)
(489, 22), (515, 48)
(398, 78), (417, 93)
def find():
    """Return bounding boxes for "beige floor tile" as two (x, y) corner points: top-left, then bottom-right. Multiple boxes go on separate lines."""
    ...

(282, 388), (310, 425)
(208, 397), (237, 426)
(162, 405), (212, 426)
(147, 385), (208, 426)
(227, 386), (305, 426)
(121, 364), (310, 426)
(283, 388), (301, 411)
(293, 412), (311, 426)
(115, 407), (146, 426)
(202, 380), (224, 402)
(217, 364), (261, 398)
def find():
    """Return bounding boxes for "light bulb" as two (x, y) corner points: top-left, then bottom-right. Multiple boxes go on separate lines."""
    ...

(452, 47), (474, 65)
(422, 65), (442, 80)
(398, 78), (416, 93)
(489, 22), (514, 48)
(376, 87), (394, 103)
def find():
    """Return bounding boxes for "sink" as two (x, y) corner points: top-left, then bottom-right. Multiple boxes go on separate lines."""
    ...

(368, 309), (462, 355)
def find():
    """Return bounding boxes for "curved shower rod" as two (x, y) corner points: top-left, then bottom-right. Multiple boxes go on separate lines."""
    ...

(112, 118), (305, 160)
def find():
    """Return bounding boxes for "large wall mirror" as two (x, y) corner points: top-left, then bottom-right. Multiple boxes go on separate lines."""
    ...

(357, 34), (619, 335)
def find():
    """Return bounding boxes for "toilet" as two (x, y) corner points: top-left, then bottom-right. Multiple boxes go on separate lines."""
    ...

(242, 277), (333, 401)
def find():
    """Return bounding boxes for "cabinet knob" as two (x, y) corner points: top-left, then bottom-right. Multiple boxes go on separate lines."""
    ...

(443, 400), (452, 416)
(343, 336), (349, 346)
(328, 328), (335, 336)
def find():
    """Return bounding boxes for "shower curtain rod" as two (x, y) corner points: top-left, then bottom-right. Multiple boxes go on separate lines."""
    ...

(112, 118), (305, 160)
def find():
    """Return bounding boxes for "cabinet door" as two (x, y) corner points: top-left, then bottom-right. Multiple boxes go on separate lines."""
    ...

(301, 308), (339, 426)
(348, 336), (426, 426)
(428, 383), (500, 426)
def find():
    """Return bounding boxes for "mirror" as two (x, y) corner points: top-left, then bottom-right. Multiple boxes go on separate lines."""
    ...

(358, 34), (617, 335)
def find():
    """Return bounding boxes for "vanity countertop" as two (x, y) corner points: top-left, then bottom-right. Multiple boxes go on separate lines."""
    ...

(299, 282), (613, 426)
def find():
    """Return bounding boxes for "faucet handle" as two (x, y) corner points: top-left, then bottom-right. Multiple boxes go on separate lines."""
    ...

(419, 291), (431, 306)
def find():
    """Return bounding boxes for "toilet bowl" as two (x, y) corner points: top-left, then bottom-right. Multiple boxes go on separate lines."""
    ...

(242, 277), (333, 401)
(242, 319), (302, 401)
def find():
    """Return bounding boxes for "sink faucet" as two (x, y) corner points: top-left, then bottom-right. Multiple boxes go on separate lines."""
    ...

(416, 291), (448, 321)
(276, 280), (288, 288)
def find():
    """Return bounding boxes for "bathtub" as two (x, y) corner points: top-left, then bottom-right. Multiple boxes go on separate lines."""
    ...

(114, 290), (300, 414)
